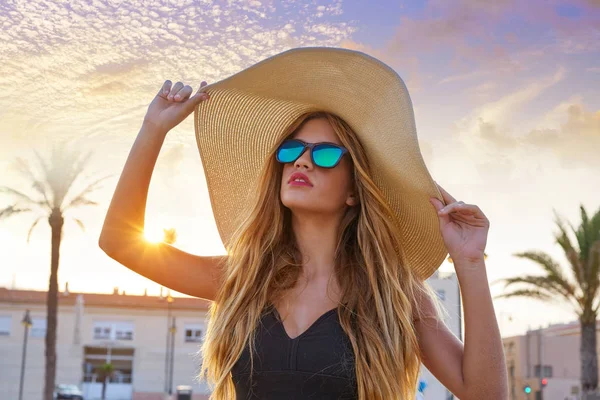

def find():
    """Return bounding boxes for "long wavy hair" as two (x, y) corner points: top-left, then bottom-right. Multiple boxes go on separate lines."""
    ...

(199, 110), (446, 399)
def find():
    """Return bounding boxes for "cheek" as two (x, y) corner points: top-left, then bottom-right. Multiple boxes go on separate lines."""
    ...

(321, 167), (353, 200)
(281, 164), (293, 185)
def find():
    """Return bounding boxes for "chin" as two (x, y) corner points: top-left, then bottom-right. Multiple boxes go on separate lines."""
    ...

(281, 193), (319, 212)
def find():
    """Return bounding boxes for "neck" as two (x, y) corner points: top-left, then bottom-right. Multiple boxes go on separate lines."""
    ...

(290, 209), (343, 281)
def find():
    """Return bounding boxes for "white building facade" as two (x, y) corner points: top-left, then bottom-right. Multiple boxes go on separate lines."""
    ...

(1, 272), (461, 400)
(420, 270), (462, 400)
(0, 287), (212, 400)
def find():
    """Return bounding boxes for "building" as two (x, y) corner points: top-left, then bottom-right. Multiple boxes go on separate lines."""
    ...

(0, 286), (212, 400)
(502, 320), (600, 400)
(420, 270), (462, 400)
(1, 273), (461, 400)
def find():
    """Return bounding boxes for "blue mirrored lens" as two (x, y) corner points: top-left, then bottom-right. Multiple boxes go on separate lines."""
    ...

(277, 140), (304, 163)
(313, 144), (343, 167)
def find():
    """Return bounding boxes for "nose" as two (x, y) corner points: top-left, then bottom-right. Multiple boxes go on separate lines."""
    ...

(294, 148), (313, 170)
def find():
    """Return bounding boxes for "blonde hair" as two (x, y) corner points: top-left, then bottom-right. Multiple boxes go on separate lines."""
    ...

(199, 111), (447, 399)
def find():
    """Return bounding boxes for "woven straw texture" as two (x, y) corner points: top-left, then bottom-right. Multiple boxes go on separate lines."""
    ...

(194, 47), (447, 280)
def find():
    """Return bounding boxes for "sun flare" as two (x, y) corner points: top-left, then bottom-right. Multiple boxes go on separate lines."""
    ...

(143, 226), (164, 243)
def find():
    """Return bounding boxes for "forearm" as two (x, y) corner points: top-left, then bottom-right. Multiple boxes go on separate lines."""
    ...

(457, 260), (508, 399)
(99, 121), (168, 247)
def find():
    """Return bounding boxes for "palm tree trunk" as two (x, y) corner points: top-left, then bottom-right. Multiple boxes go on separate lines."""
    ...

(581, 317), (599, 394)
(43, 209), (64, 400)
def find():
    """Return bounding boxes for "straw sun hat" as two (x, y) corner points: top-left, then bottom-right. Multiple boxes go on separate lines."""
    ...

(193, 46), (448, 280)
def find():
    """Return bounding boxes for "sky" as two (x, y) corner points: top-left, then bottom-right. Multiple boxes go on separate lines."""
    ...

(0, 0), (599, 338)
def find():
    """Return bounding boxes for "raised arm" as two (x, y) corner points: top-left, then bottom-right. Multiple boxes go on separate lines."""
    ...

(99, 80), (225, 301)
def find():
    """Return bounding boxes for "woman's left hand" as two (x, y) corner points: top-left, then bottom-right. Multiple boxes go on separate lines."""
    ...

(429, 182), (489, 266)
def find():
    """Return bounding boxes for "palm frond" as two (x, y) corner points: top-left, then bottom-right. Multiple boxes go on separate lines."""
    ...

(27, 217), (44, 243)
(0, 205), (32, 219)
(512, 250), (578, 298)
(0, 186), (48, 210)
(66, 197), (99, 209)
(494, 288), (556, 303)
(73, 218), (86, 232)
(553, 211), (586, 291)
(590, 241), (600, 313)
(13, 157), (52, 208)
(63, 175), (112, 211)
(44, 145), (94, 209)
(499, 274), (579, 310)
(585, 207), (600, 302)
(162, 228), (178, 245)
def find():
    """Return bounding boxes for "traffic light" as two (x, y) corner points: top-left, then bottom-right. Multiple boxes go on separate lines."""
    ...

(542, 378), (548, 387)
(524, 385), (532, 394)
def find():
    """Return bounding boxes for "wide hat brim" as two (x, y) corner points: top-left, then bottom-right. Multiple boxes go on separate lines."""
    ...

(194, 46), (448, 280)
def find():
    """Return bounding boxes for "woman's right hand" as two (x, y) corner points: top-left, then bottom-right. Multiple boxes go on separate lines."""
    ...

(143, 80), (211, 133)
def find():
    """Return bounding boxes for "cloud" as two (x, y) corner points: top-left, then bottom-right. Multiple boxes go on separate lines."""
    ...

(387, 0), (518, 69)
(0, 0), (358, 151)
(523, 102), (600, 168)
(338, 39), (422, 90)
(381, 0), (599, 85)
(435, 68), (568, 184)
(467, 67), (565, 126)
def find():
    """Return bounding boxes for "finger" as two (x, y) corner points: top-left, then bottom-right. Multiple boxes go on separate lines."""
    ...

(429, 197), (444, 212)
(160, 80), (172, 97)
(435, 181), (457, 205)
(191, 82), (210, 103)
(195, 81), (209, 96)
(173, 85), (193, 101)
(168, 81), (184, 100)
(438, 202), (474, 215)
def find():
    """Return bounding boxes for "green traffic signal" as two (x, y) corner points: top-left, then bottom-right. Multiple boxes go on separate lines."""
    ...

(524, 385), (531, 394)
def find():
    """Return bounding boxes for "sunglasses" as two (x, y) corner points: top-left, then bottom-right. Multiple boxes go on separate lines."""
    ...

(276, 139), (349, 168)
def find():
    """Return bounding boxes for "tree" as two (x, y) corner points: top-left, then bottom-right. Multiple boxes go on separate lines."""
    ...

(494, 204), (600, 395)
(0, 143), (109, 400)
(99, 362), (115, 400)
(162, 227), (177, 245)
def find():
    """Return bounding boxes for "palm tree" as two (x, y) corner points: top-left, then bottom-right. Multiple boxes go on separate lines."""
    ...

(0, 143), (109, 400)
(99, 362), (115, 400)
(162, 227), (177, 245)
(494, 204), (600, 395)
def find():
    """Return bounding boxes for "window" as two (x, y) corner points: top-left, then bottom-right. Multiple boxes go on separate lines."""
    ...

(31, 317), (47, 338)
(93, 321), (134, 341)
(437, 289), (446, 301)
(534, 364), (553, 378)
(505, 342), (514, 354)
(115, 322), (133, 340)
(184, 324), (204, 343)
(0, 316), (11, 336)
(93, 322), (112, 340)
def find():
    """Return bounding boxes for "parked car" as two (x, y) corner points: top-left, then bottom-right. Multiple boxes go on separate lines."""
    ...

(54, 384), (84, 400)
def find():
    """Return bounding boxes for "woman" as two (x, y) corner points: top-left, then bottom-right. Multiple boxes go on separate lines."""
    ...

(99, 48), (507, 399)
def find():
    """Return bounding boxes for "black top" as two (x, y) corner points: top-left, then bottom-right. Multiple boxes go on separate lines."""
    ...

(231, 307), (358, 399)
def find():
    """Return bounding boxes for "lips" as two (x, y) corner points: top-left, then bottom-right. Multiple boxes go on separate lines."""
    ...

(288, 172), (313, 186)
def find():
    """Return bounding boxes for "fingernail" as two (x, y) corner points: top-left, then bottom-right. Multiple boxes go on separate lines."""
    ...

(175, 94), (180, 99)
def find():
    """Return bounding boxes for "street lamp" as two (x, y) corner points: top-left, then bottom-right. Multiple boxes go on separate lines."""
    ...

(168, 317), (177, 395)
(19, 310), (33, 400)
(164, 292), (174, 396)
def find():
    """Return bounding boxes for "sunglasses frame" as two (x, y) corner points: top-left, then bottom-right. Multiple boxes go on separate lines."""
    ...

(276, 139), (349, 169)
